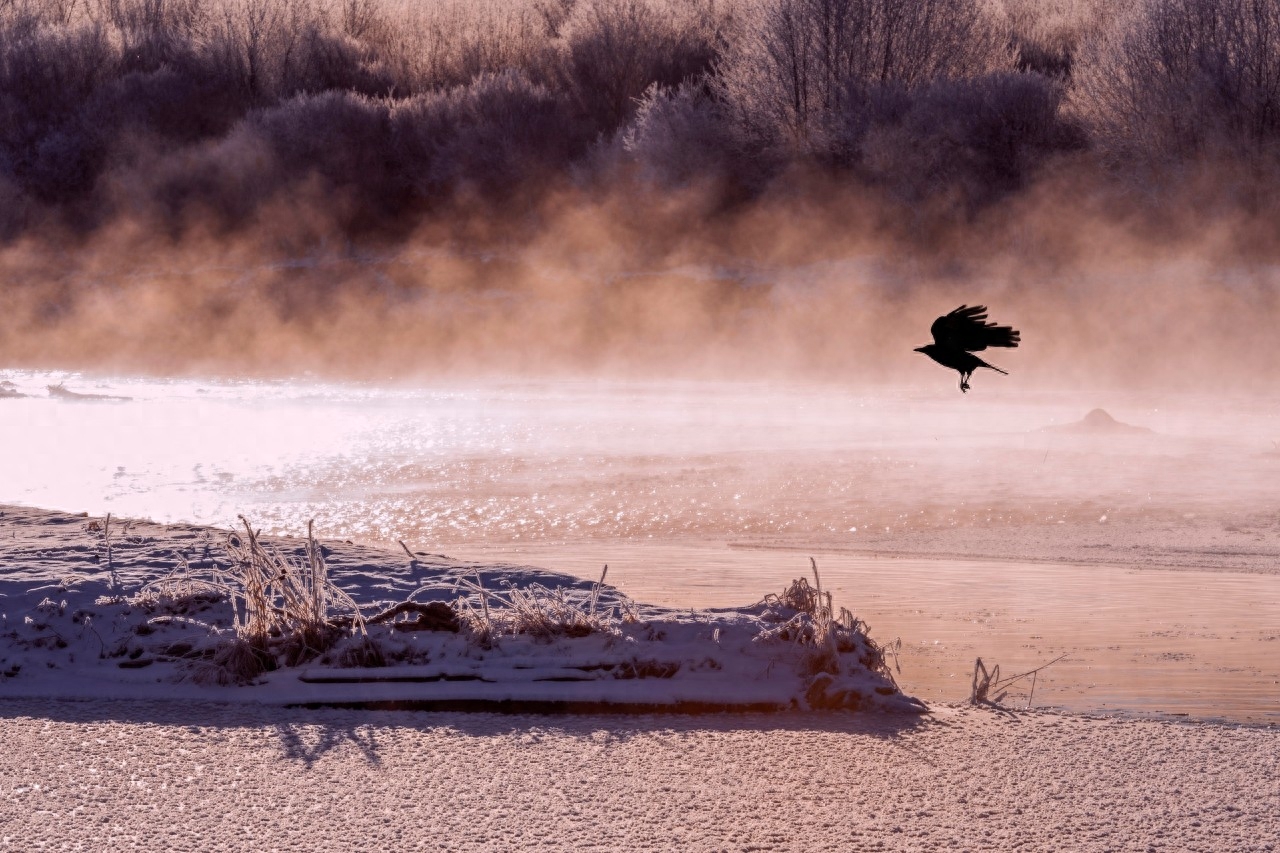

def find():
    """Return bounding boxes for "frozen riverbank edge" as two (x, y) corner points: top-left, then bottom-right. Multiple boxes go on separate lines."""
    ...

(0, 505), (921, 715)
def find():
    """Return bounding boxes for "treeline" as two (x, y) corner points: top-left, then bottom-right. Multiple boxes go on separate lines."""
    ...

(3, 0), (1280, 245)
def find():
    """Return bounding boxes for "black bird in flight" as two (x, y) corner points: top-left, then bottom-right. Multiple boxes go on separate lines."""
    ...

(914, 305), (1020, 393)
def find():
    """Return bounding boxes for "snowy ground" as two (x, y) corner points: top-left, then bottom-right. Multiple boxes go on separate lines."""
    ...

(2, 699), (1277, 852)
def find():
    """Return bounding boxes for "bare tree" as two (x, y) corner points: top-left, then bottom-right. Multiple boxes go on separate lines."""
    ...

(554, 0), (720, 132)
(1075, 0), (1280, 164)
(716, 0), (1010, 153)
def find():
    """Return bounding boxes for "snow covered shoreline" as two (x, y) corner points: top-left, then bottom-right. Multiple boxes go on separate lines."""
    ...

(0, 505), (921, 714)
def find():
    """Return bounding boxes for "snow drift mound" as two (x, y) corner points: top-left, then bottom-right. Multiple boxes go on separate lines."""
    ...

(1042, 408), (1152, 434)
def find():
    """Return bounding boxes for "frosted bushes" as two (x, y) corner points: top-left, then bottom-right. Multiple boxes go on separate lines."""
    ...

(88, 65), (243, 145)
(852, 72), (1079, 208)
(702, 0), (1063, 210)
(250, 91), (390, 188)
(0, 23), (117, 168)
(553, 0), (722, 133)
(203, 0), (396, 102)
(390, 70), (572, 200)
(132, 90), (389, 234)
(622, 82), (740, 187)
(1002, 0), (1114, 79)
(635, 66), (1076, 208)
(714, 0), (1012, 155)
(133, 72), (568, 235)
(10, 0), (1280, 243)
(365, 0), (551, 93)
(174, 72), (568, 212)
(1075, 0), (1280, 165)
(277, 27), (394, 97)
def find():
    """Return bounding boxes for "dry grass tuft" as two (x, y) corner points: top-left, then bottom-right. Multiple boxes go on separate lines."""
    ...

(970, 653), (1068, 706)
(197, 637), (277, 685)
(158, 517), (370, 682)
(453, 565), (624, 644)
(757, 558), (900, 683)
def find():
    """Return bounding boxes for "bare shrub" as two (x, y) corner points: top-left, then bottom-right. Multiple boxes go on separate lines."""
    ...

(277, 26), (394, 96)
(970, 653), (1067, 706)
(0, 22), (117, 199)
(204, 0), (389, 102)
(133, 89), (400, 235)
(364, 0), (552, 93)
(92, 0), (211, 73)
(249, 90), (389, 185)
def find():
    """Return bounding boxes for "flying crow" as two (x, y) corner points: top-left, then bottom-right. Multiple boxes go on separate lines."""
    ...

(914, 305), (1020, 392)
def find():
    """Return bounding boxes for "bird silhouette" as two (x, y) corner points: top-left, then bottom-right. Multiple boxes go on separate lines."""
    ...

(914, 305), (1020, 393)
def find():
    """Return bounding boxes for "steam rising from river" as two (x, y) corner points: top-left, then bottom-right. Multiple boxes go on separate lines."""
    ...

(2, 186), (1278, 391)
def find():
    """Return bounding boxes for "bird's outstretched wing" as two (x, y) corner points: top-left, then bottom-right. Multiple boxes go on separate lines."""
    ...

(930, 305), (1020, 351)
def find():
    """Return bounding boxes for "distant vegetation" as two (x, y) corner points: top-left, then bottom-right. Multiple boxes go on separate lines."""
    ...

(3, 0), (1280, 247)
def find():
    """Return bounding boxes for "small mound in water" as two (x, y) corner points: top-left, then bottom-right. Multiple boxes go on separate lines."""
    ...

(0, 381), (25, 399)
(1042, 408), (1152, 434)
(0, 510), (924, 714)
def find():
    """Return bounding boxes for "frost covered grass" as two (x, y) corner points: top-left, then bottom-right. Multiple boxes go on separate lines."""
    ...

(452, 564), (631, 644)
(220, 517), (368, 654)
(753, 560), (908, 710)
(131, 517), (371, 683)
(757, 560), (899, 680)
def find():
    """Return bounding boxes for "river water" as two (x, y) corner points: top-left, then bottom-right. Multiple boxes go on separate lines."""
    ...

(2, 371), (1277, 721)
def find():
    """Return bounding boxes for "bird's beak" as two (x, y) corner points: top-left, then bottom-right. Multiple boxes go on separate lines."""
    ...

(912, 347), (925, 353)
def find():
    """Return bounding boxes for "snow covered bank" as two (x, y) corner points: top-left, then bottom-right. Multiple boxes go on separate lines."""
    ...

(0, 506), (920, 714)
(2, 699), (1276, 852)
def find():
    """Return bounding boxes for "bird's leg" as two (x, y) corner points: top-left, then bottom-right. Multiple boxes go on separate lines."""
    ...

(959, 372), (970, 393)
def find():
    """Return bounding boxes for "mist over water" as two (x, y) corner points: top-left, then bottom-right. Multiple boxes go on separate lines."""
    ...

(4, 372), (1275, 546)
(5, 233), (1280, 392)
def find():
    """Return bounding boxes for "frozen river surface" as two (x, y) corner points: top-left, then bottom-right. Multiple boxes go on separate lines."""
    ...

(1, 372), (1278, 720)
